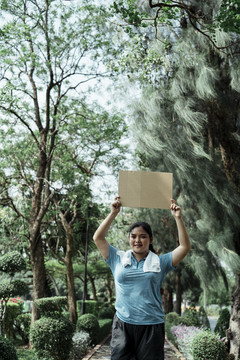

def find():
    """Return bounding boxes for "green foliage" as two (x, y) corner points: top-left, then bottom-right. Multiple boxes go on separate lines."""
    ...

(98, 303), (115, 319)
(165, 312), (181, 324)
(0, 252), (26, 275)
(110, 0), (180, 31)
(16, 349), (37, 360)
(181, 306), (200, 327)
(76, 313), (100, 345)
(0, 251), (28, 338)
(0, 336), (18, 360)
(3, 301), (23, 339)
(199, 275), (233, 308)
(30, 316), (74, 360)
(34, 296), (67, 317)
(76, 300), (102, 317)
(214, 308), (231, 338)
(170, 324), (202, 359)
(198, 306), (210, 329)
(165, 312), (181, 347)
(217, 0), (240, 34)
(111, 0), (149, 28)
(15, 313), (31, 344)
(69, 331), (91, 360)
(190, 330), (227, 360)
(1, 281), (28, 300)
(98, 319), (112, 343)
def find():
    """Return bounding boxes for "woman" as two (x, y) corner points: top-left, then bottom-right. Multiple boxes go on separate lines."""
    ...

(93, 197), (191, 360)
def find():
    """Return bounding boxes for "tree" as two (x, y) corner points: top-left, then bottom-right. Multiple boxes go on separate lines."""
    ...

(111, 1), (240, 357)
(44, 105), (126, 321)
(0, 0), (127, 325)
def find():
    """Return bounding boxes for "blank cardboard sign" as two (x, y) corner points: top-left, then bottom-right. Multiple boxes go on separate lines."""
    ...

(118, 170), (173, 209)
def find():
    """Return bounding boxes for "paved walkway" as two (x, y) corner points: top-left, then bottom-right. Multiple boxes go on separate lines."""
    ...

(83, 335), (186, 360)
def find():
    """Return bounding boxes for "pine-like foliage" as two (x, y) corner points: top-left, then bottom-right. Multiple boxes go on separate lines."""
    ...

(124, 7), (240, 280)
(116, 1), (240, 355)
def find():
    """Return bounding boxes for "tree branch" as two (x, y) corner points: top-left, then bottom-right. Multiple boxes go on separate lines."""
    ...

(147, 0), (239, 53)
(0, 106), (40, 146)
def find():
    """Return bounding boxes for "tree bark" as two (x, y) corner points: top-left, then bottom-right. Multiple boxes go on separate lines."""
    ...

(88, 275), (98, 301)
(30, 231), (51, 323)
(161, 287), (173, 314)
(60, 213), (77, 324)
(29, 141), (52, 323)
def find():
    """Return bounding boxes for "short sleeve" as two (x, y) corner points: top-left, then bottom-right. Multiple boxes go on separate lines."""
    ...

(160, 252), (176, 276)
(105, 244), (119, 272)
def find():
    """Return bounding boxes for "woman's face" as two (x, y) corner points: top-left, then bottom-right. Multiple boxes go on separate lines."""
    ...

(129, 226), (153, 260)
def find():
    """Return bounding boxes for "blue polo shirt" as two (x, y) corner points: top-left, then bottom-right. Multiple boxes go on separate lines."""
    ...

(105, 244), (175, 325)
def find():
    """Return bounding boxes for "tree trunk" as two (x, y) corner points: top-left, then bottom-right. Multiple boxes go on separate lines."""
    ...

(161, 287), (173, 314)
(88, 275), (98, 301)
(63, 221), (77, 324)
(53, 198), (78, 322)
(29, 141), (52, 323)
(30, 231), (51, 323)
(48, 272), (62, 296)
(175, 268), (182, 315)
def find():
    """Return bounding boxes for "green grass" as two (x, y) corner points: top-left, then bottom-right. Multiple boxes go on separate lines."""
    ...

(16, 349), (38, 360)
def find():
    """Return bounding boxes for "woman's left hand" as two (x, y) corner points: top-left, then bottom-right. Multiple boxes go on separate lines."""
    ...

(170, 199), (182, 219)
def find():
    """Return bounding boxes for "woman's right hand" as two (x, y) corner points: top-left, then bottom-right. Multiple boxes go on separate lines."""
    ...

(111, 196), (121, 215)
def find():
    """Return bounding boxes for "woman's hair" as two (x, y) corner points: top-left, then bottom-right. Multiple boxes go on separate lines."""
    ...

(129, 222), (156, 253)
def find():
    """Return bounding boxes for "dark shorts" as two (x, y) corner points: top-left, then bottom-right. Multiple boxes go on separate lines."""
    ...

(110, 314), (165, 360)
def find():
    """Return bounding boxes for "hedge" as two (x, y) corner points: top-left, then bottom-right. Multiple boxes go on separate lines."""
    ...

(30, 316), (74, 360)
(34, 296), (68, 317)
(76, 300), (102, 317)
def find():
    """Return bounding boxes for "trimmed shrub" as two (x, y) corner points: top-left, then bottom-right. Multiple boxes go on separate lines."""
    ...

(190, 330), (227, 360)
(0, 251), (26, 274)
(69, 331), (91, 360)
(214, 308), (230, 338)
(98, 303), (115, 319)
(15, 313), (31, 344)
(34, 296), (67, 317)
(3, 300), (23, 339)
(165, 312), (181, 347)
(0, 282), (28, 303)
(0, 336), (18, 360)
(171, 324), (202, 359)
(76, 300), (101, 317)
(182, 306), (200, 327)
(30, 316), (74, 360)
(165, 312), (181, 325)
(98, 319), (112, 342)
(76, 313), (100, 345)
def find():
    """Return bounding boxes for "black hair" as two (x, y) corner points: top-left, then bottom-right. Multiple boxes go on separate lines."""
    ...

(129, 222), (156, 253)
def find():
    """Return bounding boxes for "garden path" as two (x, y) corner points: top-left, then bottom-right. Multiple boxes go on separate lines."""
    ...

(82, 335), (186, 360)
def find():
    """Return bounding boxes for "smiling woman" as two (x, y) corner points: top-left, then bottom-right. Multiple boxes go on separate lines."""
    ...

(129, 221), (154, 259)
(93, 196), (191, 360)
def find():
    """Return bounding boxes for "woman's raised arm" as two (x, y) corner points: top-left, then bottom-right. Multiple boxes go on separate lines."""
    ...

(93, 196), (121, 260)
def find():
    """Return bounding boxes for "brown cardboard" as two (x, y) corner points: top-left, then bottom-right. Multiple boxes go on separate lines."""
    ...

(118, 170), (173, 209)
